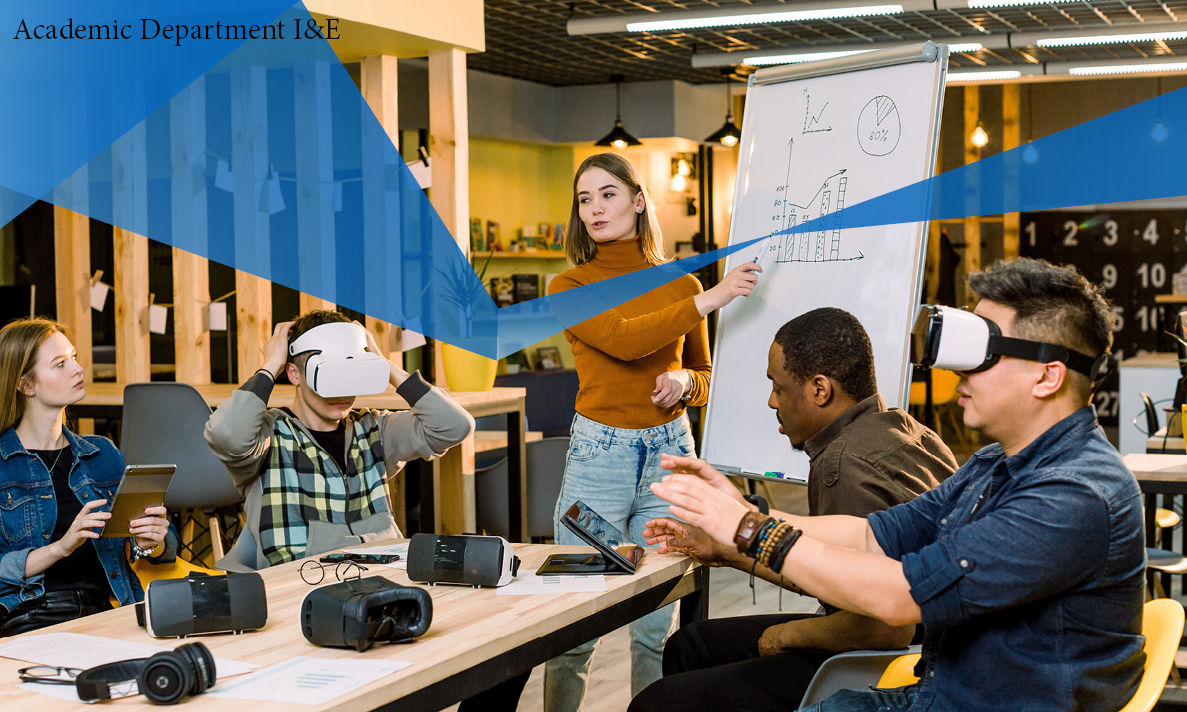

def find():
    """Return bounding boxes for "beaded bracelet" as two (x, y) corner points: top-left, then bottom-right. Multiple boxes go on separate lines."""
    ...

(767, 526), (804, 573)
(757, 522), (791, 568)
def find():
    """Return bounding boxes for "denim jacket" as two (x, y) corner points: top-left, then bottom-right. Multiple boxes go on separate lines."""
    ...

(0, 426), (177, 613)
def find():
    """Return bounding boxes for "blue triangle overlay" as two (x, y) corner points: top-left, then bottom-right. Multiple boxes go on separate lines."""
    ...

(2, 1), (1183, 358)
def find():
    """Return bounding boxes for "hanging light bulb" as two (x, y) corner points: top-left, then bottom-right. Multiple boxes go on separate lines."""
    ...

(1151, 118), (1169, 143)
(704, 74), (742, 147)
(595, 75), (642, 149)
(1021, 143), (1039, 164)
(970, 121), (989, 148)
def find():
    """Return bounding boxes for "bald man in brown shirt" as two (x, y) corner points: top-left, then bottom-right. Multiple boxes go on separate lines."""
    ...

(629, 308), (956, 712)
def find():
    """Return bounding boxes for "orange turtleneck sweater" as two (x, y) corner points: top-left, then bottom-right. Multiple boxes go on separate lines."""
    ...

(547, 238), (711, 429)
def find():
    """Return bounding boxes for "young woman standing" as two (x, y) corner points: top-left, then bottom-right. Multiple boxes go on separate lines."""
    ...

(543, 153), (760, 710)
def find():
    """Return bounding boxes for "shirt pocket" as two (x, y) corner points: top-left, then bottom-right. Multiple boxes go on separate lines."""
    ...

(0, 483), (37, 543)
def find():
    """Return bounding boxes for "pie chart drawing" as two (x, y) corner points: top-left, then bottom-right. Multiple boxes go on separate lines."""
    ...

(857, 95), (901, 156)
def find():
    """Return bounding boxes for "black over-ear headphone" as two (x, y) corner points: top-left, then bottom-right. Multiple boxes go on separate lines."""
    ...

(74, 641), (216, 705)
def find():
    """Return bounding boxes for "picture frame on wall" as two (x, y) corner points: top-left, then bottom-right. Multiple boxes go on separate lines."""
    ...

(536, 346), (561, 370)
(470, 218), (486, 252)
(504, 350), (530, 375)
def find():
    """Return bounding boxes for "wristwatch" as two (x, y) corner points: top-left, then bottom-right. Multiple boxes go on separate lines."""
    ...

(680, 369), (693, 403)
(130, 542), (160, 562)
(733, 511), (767, 555)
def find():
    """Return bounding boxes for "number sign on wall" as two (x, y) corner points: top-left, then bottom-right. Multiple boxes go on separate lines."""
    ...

(1020, 210), (1187, 426)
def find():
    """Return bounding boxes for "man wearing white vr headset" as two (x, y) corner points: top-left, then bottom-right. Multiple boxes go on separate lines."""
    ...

(205, 310), (473, 569)
(651, 258), (1145, 712)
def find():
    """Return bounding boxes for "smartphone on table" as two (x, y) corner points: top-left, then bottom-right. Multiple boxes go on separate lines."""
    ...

(319, 552), (400, 564)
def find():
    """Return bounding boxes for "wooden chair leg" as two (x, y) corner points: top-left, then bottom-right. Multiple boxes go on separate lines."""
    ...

(208, 514), (225, 562)
(180, 515), (196, 560)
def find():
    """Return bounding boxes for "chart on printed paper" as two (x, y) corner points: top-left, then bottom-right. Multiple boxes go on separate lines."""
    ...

(704, 46), (948, 482)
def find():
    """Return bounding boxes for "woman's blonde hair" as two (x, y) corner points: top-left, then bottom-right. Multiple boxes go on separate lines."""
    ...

(0, 318), (68, 433)
(564, 153), (667, 267)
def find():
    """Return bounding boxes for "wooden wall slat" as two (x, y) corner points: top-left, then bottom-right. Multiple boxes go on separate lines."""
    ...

(231, 67), (272, 382)
(428, 49), (470, 384)
(170, 78), (212, 384)
(961, 85), (982, 306)
(294, 60), (337, 317)
(53, 163), (93, 381)
(111, 114), (151, 383)
(1002, 84), (1021, 261)
(361, 54), (403, 359)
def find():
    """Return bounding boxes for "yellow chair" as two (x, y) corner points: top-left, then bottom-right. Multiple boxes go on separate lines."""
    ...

(132, 555), (224, 588)
(875, 599), (1186, 712)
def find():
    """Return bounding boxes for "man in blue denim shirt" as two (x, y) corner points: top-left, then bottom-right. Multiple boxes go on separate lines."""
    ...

(653, 258), (1146, 711)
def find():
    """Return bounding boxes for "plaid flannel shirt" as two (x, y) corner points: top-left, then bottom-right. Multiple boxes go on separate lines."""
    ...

(257, 414), (389, 566)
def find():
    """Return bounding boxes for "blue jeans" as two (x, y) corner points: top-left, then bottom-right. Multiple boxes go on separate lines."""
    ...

(798, 685), (918, 712)
(543, 413), (695, 712)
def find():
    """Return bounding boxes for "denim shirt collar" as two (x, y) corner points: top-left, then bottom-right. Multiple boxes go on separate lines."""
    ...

(0, 425), (100, 460)
(968, 405), (1099, 480)
(803, 394), (886, 461)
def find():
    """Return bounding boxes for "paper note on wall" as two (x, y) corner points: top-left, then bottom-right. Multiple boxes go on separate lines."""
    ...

(90, 282), (110, 312)
(149, 304), (168, 334)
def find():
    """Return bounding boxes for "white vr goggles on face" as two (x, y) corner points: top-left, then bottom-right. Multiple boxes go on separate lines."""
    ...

(288, 322), (390, 397)
(911, 305), (1109, 383)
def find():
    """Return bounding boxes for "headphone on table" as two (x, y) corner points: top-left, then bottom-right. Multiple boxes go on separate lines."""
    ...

(74, 641), (216, 704)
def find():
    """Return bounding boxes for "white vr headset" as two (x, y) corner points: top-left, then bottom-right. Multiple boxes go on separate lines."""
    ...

(911, 305), (1109, 383)
(288, 322), (390, 397)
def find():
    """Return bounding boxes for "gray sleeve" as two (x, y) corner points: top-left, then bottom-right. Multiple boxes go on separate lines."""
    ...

(203, 379), (276, 490)
(379, 383), (475, 463)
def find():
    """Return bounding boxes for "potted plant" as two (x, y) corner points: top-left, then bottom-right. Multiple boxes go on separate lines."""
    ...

(438, 249), (499, 392)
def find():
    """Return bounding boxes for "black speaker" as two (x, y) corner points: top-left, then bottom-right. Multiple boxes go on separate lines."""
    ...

(406, 533), (520, 587)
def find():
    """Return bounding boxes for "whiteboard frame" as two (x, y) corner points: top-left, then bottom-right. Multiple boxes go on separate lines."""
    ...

(703, 42), (949, 484)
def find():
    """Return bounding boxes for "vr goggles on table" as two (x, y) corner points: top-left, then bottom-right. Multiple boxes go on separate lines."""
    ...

(911, 305), (1110, 383)
(288, 322), (390, 397)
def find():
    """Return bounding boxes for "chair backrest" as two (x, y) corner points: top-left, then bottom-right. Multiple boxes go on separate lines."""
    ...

(526, 437), (569, 540)
(475, 436), (571, 542)
(799, 648), (917, 707)
(218, 525), (261, 572)
(1119, 597), (1185, 712)
(1141, 392), (1160, 436)
(120, 382), (244, 511)
(872, 599), (1185, 712)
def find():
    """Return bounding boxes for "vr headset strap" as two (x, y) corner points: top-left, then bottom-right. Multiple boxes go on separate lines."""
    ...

(75, 658), (148, 701)
(989, 335), (1097, 378)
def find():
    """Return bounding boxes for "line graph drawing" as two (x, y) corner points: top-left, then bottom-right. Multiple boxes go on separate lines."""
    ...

(857, 95), (901, 156)
(802, 89), (833, 134)
(767, 138), (864, 264)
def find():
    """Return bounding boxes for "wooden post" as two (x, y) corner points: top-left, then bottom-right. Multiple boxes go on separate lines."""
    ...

(170, 78), (212, 384)
(1002, 84), (1021, 260)
(53, 166), (93, 382)
(360, 54), (403, 359)
(926, 144), (942, 304)
(111, 116), (151, 384)
(294, 60), (337, 316)
(231, 67), (272, 382)
(962, 85), (982, 306)
(428, 48), (470, 385)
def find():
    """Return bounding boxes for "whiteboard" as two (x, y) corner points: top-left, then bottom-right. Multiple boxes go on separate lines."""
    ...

(701, 44), (948, 483)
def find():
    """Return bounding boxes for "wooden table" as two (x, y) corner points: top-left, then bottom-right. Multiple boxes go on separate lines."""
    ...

(0, 543), (708, 711)
(1123, 453), (1187, 593)
(74, 384), (530, 541)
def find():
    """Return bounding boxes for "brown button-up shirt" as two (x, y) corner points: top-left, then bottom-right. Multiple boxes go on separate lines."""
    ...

(802, 394), (956, 518)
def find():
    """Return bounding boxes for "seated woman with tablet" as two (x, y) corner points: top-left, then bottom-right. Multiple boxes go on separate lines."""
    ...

(0, 319), (176, 636)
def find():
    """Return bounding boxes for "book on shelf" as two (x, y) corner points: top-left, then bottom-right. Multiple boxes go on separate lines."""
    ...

(470, 218), (486, 252)
(490, 277), (514, 307)
(485, 220), (501, 251)
(512, 273), (540, 303)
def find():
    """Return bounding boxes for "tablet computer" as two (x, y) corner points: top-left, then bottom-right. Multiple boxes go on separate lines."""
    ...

(537, 500), (642, 576)
(100, 464), (175, 538)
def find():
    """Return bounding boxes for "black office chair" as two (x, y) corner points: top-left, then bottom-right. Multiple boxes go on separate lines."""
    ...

(1141, 392), (1160, 436)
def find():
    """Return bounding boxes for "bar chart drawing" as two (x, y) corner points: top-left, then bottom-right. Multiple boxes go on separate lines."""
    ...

(768, 139), (863, 264)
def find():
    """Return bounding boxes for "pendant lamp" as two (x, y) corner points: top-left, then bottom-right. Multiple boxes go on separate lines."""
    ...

(704, 75), (742, 147)
(595, 75), (642, 149)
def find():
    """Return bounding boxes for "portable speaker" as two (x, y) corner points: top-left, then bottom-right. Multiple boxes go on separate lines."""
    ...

(406, 533), (520, 587)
